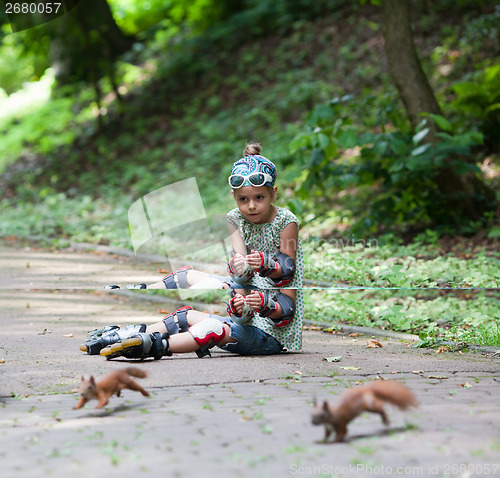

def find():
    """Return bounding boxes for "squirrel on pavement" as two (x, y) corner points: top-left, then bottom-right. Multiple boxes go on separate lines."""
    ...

(73, 367), (150, 409)
(312, 380), (417, 443)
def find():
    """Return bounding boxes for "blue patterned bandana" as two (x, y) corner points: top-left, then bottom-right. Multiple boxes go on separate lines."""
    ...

(230, 155), (277, 187)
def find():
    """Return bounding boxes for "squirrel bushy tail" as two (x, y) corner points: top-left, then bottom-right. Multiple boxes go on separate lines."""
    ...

(124, 367), (147, 379)
(366, 380), (417, 409)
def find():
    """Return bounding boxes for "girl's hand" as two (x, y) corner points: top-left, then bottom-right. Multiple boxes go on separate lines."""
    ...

(231, 293), (246, 315)
(246, 250), (264, 270)
(231, 254), (247, 276)
(244, 290), (264, 310)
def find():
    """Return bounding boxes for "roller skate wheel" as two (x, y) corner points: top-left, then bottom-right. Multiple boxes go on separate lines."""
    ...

(120, 337), (143, 348)
(79, 343), (89, 352)
(100, 345), (115, 357)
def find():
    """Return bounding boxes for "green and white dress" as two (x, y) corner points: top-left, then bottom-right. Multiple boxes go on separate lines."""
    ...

(226, 207), (304, 351)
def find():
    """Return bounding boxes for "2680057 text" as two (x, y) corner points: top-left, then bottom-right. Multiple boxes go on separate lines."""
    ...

(5, 2), (62, 14)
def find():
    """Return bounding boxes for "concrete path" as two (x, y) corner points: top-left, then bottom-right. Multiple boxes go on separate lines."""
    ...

(0, 243), (499, 477)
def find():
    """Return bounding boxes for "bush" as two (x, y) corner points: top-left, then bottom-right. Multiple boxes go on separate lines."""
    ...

(290, 93), (493, 235)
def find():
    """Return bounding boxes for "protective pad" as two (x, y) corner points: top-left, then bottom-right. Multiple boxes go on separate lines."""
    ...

(272, 292), (296, 327)
(162, 306), (192, 336)
(189, 277), (226, 289)
(271, 252), (296, 287)
(226, 256), (254, 285)
(225, 296), (255, 324)
(162, 266), (193, 289)
(189, 318), (226, 358)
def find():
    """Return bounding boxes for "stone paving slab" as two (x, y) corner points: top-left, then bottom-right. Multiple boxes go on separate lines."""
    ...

(1, 373), (499, 478)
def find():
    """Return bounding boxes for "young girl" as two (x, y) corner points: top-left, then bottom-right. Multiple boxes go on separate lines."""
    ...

(82, 143), (304, 359)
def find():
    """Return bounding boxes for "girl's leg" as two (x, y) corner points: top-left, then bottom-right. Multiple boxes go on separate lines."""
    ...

(147, 269), (225, 289)
(146, 309), (236, 350)
(99, 309), (236, 359)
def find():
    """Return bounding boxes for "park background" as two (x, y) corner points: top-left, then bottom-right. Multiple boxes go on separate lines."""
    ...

(0, 0), (498, 348)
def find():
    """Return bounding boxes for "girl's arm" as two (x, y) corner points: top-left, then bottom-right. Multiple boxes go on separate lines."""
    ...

(274, 221), (298, 307)
(246, 221), (298, 285)
(245, 221), (299, 318)
(227, 222), (250, 296)
(227, 222), (247, 257)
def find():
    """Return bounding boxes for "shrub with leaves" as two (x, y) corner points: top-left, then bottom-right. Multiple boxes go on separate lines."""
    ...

(290, 93), (494, 235)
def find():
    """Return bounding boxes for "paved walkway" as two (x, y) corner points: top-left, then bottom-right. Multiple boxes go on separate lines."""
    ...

(0, 243), (499, 477)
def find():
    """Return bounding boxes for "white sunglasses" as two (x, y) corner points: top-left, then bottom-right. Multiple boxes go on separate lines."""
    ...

(228, 172), (274, 189)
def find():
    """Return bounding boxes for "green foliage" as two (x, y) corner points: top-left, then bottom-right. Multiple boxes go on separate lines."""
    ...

(303, 237), (500, 289)
(290, 93), (491, 235)
(107, 0), (172, 34)
(305, 289), (500, 347)
(0, 91), (92, 171)
(449, 62), (500, 152)
(0, 27), (50, 95)
(0, 192), (130, 247)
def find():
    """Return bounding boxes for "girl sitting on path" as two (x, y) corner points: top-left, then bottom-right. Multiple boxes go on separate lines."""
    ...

(81, 143), (304, 360)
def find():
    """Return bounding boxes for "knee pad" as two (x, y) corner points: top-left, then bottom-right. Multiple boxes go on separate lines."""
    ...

(189, 317), (226, 358)
(162, 266), (192, 289)
(162, 306), (192, 335)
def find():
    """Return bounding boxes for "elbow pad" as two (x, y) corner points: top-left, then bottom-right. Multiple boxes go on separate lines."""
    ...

(256, 291), (295, 328)
(256, 252), (296, 287)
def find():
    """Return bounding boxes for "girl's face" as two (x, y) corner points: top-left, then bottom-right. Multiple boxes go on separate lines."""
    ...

(232, 186), (277, 224)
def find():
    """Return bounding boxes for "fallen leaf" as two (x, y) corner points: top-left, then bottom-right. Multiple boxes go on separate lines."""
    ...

(349, 333), (360, 337)
(294, 370), (303, 375)
(458, 382), (472, 388)
(323, 356), (342, 362)
(428, 375), (449, 380)
(367, 339), (383, 348)
(412, 370), (424, 375)
(63, 333), (74, 338)
(340, 366), (361, 370)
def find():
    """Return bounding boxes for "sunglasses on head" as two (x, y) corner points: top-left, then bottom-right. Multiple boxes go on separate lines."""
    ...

(228, 172), (274, 189)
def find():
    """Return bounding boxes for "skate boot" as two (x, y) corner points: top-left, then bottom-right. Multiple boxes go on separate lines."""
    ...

(103, 283), (147, 290)
(80, 324), (147, 355)
(100, 332), (171, 360)
(126, 283), (147, 289)
(99, 306), (192, 360)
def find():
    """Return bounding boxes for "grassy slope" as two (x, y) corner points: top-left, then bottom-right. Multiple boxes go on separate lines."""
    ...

(0, 3), (498, 346)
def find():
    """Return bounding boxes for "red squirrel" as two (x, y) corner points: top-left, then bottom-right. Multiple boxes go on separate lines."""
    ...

(73, 367), (150, 409)
(312, 380), (417, 443)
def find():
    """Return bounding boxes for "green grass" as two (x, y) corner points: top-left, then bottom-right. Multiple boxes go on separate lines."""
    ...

(303, 237), (500, 289)
(305, 289), (500, 347)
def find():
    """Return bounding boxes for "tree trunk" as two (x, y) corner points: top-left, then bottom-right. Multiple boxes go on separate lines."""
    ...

(50, 0), (133, 84)
(381, 0), (496, 227)
(381, 0), (442, 134)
